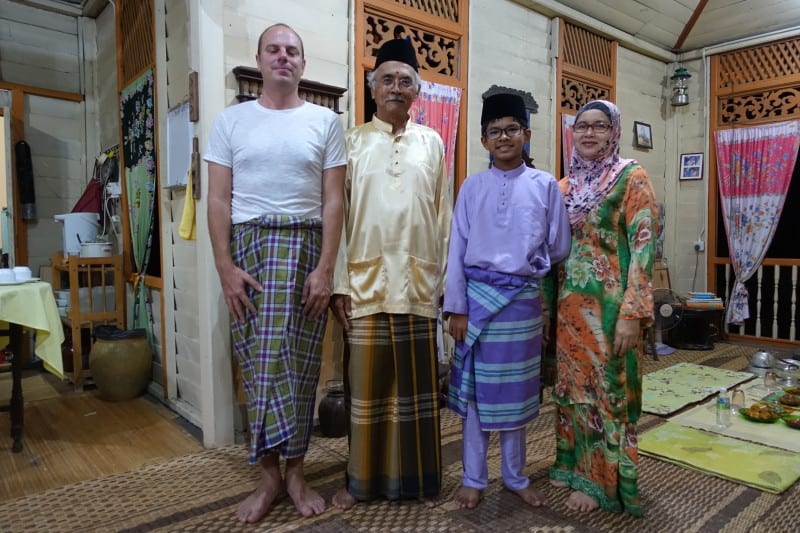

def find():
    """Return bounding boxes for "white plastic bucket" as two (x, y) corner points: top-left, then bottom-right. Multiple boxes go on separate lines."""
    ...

(54, 213), (100, 255)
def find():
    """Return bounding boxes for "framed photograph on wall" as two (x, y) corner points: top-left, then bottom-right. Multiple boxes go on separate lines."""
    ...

(633, 121), (653, 149)
(679, 152), (704, 180)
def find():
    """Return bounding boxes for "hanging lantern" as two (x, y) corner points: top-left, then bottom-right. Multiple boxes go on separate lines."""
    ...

(671, 67), (691, 107)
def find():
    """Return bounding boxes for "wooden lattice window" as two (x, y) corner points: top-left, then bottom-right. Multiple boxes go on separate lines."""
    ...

(363, 11), (459, 77)
(554, 20), (617, 178)
(117, 0), (155, 86)
(394, 0), (459, 22)
(715, 38), (800, 92)
(561, 22), (614, 80)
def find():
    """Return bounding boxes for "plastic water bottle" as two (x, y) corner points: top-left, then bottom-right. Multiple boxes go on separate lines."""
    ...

(716, 388), (731, 428)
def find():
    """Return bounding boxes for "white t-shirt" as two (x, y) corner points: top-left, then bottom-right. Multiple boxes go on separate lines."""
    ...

(204, 100), (346, 223)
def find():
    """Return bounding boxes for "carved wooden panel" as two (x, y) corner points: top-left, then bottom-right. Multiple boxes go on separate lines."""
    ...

(119, 0), (154, 86)
(562, 21), (613, 79)
(394, 0), (459, 22)
(232, 67), (346, 113)
(364, 11), (458, 77)
(718, 87), (800, 125)
(716, 38), (800, 91)
(560, 77), (611, 112)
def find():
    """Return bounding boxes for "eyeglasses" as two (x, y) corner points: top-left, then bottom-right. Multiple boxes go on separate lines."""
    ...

(573, 121), (611, 133)
(484, 124), (524, 140)
(379, 75), (415, 89)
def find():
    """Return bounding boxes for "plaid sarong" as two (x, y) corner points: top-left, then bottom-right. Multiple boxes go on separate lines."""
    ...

(230, 215), (326, 463)
(448, 267), (542, 431)
(344, 313), (442, 501)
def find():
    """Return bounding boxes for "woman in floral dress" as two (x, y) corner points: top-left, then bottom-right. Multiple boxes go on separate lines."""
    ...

(545, 100), (657, 516)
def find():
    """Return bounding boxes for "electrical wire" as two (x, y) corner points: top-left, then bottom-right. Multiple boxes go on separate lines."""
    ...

(691, 248), (700, 292)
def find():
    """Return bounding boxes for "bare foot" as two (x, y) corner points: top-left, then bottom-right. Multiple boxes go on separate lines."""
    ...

(511, 484), (547, 507)
(237, 464), (283, 523)
(550, 479), (569, 488)
(419, 493), (445, 508)
(332, 487), (358, 510)
(285, 464), (325, 517)
(565, 490), (599, 512)
(454, 486), (481, 509)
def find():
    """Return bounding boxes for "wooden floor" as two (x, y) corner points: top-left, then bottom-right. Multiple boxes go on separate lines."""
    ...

(0, 368), (203, 500)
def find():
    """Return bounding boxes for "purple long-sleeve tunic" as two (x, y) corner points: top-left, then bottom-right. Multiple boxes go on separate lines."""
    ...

(444, 163), (571, 316)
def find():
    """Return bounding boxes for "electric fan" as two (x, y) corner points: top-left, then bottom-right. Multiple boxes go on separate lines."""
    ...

(652, 288), (683, 355)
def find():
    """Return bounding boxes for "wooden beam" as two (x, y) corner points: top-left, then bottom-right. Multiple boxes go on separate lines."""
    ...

(0, 81), (83, 103)
(673, 0), (709, 52)
(9, 90), (27, 267)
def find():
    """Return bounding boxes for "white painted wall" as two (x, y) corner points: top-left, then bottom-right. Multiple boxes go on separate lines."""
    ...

(467, 0), (555, 176)
(0, 0), (81, 93)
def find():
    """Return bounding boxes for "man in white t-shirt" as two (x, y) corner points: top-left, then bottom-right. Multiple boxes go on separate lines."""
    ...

(204, 23), (345, 524)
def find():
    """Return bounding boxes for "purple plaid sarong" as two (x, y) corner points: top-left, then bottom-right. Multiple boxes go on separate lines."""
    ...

(448, 267), (542, 431)
(230, 215), (326, 463)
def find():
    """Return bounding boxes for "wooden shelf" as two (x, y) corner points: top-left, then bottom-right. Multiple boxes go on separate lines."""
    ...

(51, 253), (125, 388)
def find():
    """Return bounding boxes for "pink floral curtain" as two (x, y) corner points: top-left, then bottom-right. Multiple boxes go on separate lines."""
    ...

(561, 113), (575, 177)
(409, 81), (462, 182)
(715, 119), (800, 325)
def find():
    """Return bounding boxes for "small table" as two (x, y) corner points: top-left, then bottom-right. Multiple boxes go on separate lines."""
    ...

(0, 281), (65, 452)
(666, 307), (725, 350)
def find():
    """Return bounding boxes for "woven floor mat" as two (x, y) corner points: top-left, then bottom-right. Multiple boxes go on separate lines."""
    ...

(2, 343), (797, 532)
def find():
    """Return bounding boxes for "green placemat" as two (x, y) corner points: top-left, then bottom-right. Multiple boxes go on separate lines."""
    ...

(640, 422), (800, 493)
(643, 362), (754, 415)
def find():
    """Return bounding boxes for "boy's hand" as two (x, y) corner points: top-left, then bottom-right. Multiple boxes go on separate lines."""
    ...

(449, 313), (468, 342)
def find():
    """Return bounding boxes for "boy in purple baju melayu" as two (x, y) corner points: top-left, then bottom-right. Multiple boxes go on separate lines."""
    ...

(444, 92), (571, 509)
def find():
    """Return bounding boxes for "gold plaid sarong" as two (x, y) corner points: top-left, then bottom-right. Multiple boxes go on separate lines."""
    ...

(344, 313), (442, 501)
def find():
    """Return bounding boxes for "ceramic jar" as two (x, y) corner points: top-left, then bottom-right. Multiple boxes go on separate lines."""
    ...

(89, 326), (152, 401)
(318, 380), (348, 438)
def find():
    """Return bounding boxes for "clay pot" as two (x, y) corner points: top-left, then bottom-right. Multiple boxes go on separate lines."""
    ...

(318, 380), (348, 437)
(89, 326), (152, 401)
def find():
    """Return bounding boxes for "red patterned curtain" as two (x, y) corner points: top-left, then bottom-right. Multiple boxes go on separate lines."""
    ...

(561, 114), (575, 177)
(715, 119), (800, 325)
(409, 81), (462, 182)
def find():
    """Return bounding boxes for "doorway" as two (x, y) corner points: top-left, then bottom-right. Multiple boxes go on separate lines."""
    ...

(0, 90), (13, 267)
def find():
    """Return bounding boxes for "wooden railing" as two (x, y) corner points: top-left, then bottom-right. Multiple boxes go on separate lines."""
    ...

(714, 261), (800, 344)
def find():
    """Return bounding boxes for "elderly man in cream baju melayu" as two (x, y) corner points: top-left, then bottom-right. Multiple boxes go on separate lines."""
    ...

(330, 38), (453, 509)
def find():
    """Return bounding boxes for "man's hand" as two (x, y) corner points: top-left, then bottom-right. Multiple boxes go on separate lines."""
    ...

(330, 294), (352, 332)
(449, 313), (468, 342)
(219, 265), (262, 323)
(614, 318), (641, 356)
(302, 268), (332, 320)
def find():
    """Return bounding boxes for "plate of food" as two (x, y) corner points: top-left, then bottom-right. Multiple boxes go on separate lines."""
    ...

(783, 386), (800, 395)
(779, 393), (800, 407)
(783, 416), (800, 430)
(739, 403), (784, 423)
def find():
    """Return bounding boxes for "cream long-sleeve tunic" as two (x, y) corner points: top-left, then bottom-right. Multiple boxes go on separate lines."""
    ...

(333, 115), (453, 319)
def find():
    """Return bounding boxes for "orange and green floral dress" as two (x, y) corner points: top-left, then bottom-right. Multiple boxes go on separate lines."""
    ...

(545, 164), (656, 516)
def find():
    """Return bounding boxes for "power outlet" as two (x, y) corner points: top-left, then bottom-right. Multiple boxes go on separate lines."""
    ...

(694, 240), (705, 252)
(106, 182), (121, 198)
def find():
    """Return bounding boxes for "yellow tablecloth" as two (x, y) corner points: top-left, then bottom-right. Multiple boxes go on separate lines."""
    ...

(0, 281), (65, 378)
